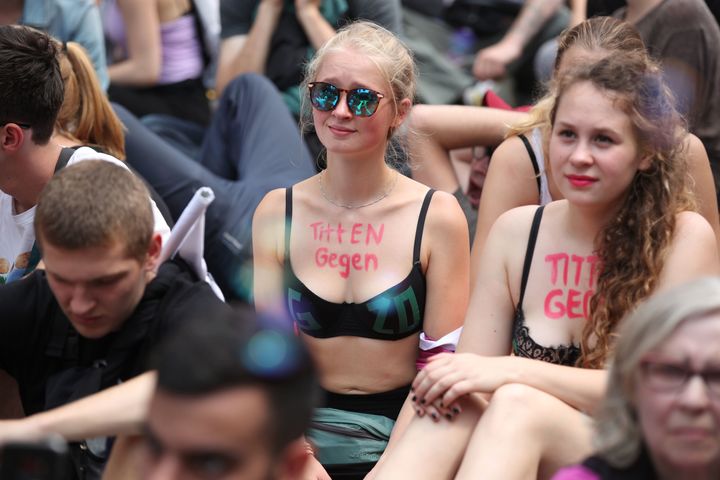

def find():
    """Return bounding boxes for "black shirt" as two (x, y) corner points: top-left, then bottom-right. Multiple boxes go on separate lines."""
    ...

(0, 258), (228, 415)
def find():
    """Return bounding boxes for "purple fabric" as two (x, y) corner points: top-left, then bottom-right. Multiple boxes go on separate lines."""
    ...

(551, 465), (600, 480)
(102, 0), (126, 49)
(102, 0), (204, 84)
(157, 15), (203, 83)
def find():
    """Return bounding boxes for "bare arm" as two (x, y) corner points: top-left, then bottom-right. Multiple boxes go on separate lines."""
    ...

(473, 0), (565, 79)
(295, 0), (335, 50)
(421, 192), (471, 340)
(684, 133), (720, 251)
(414, 210), (720, 414)
(251, 188), (287, 317)
(407, 104), (527, 193)
(415, 353), (607, 414)
(215, 1), (282, 95)
(408, 105), (528, 152)
(463, 207), (531, 356)
(0, 372), (156, 445)
(656, 211), (720, 292)
(252, 189), (330, 480)
(370, 191), (470, 473)
(569, 0), (587, 26)
(414, 207), (608, 413)
(108, 0), (162, 86)
(470, 136), (541, 286)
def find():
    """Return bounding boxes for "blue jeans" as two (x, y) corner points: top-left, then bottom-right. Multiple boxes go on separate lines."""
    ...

(115, 73), (315, 300)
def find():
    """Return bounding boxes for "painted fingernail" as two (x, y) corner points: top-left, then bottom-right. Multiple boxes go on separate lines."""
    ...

(420, 399), (426, 405)
(445, 413), (452, 420)
(431, 413), (438, 420)
(453, 407), (460, 414)
(439, 401), (444, 408)
(412, 395), (417, 402)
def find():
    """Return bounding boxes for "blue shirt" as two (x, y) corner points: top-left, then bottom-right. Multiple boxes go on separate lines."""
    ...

(21, 0), (109, 90)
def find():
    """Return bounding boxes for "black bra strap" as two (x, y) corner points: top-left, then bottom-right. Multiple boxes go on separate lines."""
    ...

(519, 134), (542, 198)
(518, 205), (545, 308)
(284, 187), (292, 261)
(413, 189), (436, 263)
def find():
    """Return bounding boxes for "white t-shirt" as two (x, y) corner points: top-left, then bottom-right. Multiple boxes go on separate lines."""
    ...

(0, 146), (171, 284)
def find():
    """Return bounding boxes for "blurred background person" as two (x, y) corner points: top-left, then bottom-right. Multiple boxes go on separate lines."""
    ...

(553, 276), (720, 480)
(101, 0), (215, 126)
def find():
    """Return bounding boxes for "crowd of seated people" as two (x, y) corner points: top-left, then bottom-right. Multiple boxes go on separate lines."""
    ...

(1, 3), (720, 480)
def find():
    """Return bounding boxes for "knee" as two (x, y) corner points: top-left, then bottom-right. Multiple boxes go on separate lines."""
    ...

(493, 383), (547, 405)
(485, 383), (556, 428)
(222, 73), (278, 101)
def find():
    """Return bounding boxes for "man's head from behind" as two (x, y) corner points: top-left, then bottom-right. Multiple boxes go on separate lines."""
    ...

(35, 160), (161, 339)
(144, 309), (319, 480)
(0, 24), (63, 145)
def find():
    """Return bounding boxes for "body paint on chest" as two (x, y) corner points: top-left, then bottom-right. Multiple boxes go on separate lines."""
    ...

(543, 253), (599, 319)
(310, 222), (384, 278)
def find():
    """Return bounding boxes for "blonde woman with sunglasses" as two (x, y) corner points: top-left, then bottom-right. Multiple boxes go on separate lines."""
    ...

(252, 20), (469, 480)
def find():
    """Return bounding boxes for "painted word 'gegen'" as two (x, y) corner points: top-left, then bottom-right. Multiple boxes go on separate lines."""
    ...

(315, 247), (378, 279)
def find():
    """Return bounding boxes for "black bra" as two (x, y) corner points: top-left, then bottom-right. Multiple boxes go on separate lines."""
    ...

(512, 206), (582, 366)
(283, 187), (434, 340)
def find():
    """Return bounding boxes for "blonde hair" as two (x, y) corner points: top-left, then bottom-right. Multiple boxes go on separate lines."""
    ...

(300, 21), (416, 166)
(55, 42), (126, 159)
(596, 277), (720, 467)
(550, 54), (694, 368)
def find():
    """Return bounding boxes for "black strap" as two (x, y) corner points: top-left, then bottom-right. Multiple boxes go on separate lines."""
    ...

(25, 147), (79, 273)
(284, 187), (293, 261)
(517, 205), (545, 309)
(519, 134), (542, 198)
(56, 147), (76, 172)
(413, 189), (436, 264)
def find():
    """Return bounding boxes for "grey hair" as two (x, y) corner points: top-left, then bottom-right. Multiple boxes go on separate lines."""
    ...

(595, 276), (720, 466)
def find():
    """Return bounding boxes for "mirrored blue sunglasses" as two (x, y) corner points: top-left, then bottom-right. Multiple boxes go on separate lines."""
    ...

(308, 82), (385, 117)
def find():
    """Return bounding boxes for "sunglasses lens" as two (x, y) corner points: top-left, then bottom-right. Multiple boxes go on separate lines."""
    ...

(310, 83), (339, 111)
(347, 88), (380, 117)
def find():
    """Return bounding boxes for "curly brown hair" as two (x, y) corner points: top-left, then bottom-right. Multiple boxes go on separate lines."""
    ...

(549, 54), (695, 368)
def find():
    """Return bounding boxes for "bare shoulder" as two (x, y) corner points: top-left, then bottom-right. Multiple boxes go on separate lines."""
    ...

(491, 203), (542, 237)
(684, 133), (711, 171)
(480, 135), (542, 212)
(685, 132), (705, 151)
(657, 210), (720, 290)
(253, 187), (287, 223)
(674, 210), (716, 242)
(491, 135), (536, 178)
(424, 189), (468, 236)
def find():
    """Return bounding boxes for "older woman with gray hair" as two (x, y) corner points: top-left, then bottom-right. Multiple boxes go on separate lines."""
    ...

(553, 276), (720, 480)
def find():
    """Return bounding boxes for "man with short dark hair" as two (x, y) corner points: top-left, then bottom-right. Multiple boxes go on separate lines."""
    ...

(0, 24), (169, 285)
(0, 160), (228, 479)
(140, 308), (318, 480)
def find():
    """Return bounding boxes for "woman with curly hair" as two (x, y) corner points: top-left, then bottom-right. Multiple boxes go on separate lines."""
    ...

(469, 17), (719, 285)
(370, 52), (719, 479)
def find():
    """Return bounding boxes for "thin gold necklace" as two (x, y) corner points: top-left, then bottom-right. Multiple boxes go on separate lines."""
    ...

(318, 169), (398, 209)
